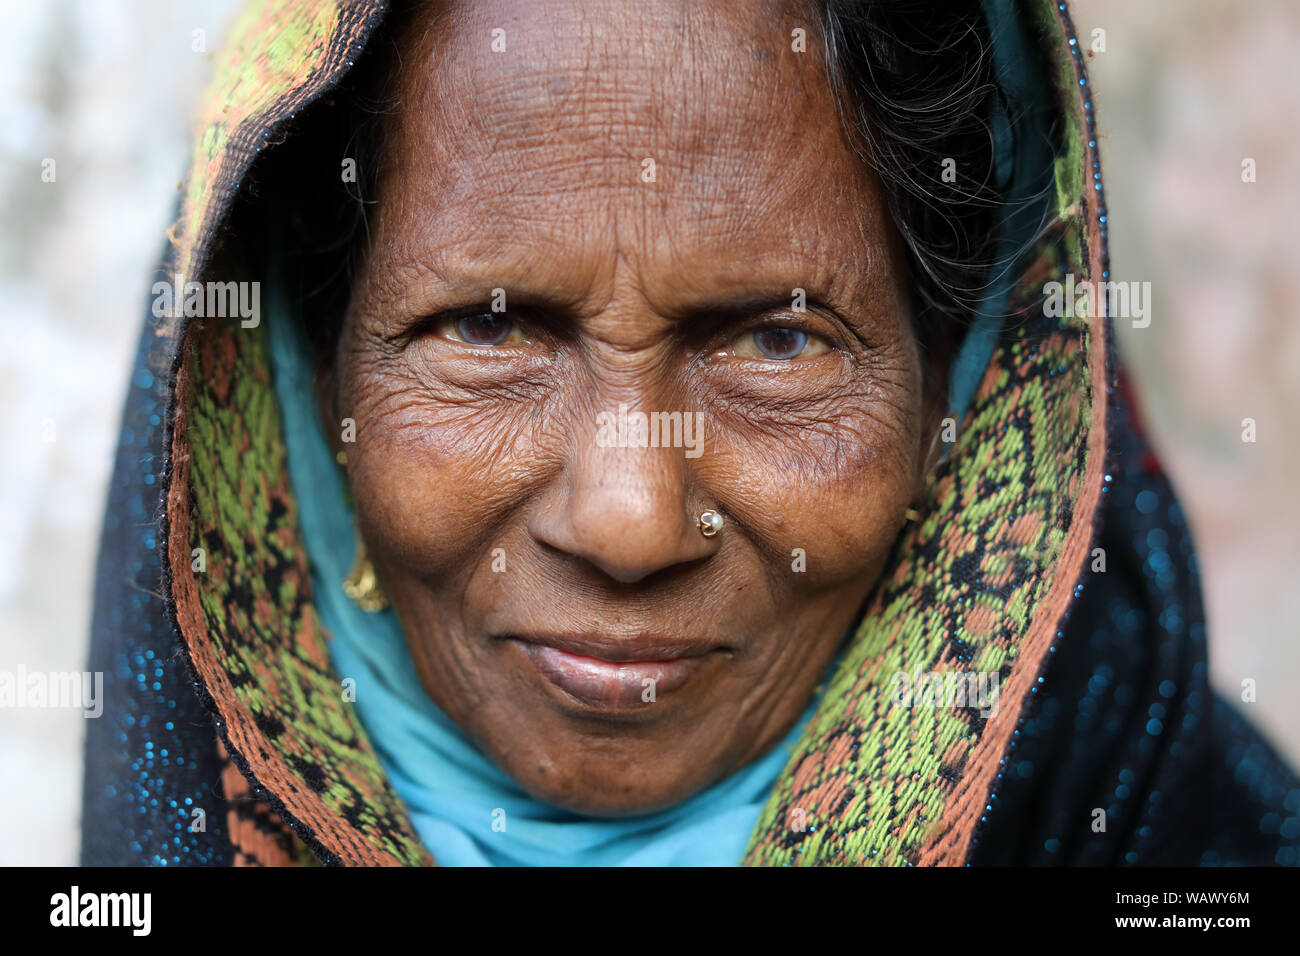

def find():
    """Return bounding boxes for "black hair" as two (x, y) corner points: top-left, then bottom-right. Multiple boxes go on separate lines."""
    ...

(276, 0), (1008, 398)
(818, 0), (1005, 392)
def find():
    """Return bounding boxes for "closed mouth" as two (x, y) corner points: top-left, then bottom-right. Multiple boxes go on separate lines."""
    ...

(503, 633), (727, 712)
(506, 632), (720, 663)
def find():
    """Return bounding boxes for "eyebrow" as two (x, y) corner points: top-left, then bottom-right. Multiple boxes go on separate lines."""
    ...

(365, 261), (594, 326)
(671, 292), (830, 325)
(366, 249), (852, 325)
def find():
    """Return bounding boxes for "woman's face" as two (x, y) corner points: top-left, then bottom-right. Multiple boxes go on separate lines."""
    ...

(326, 0), (933, 815)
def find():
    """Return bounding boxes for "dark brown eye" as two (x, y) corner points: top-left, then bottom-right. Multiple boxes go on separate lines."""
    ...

(454, 313), (515, 346)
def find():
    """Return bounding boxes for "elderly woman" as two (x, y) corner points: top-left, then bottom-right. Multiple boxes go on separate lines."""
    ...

(82, 0), (1299, 867)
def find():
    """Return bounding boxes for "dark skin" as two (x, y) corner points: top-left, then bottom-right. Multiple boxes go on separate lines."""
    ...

(321, 0), (943, 815)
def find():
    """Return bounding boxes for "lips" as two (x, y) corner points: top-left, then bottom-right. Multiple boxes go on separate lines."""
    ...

(507, 634), (719, 711)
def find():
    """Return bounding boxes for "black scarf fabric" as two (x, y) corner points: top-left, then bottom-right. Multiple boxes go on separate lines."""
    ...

(973, 377), (1299, 865)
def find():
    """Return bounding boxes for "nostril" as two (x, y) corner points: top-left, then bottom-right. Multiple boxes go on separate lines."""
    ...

(526, 428), (716, 585)
(590, 558), (671, 586)
(528, 494), (717, 586)
(563, 521), (714, 584)
(572, 539), (715, 586)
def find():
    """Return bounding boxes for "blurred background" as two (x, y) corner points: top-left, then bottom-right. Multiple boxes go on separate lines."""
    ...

(0, 0), (1296, 865)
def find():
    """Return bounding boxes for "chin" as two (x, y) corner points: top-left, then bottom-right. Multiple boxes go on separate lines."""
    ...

(499, 745), (721, 818)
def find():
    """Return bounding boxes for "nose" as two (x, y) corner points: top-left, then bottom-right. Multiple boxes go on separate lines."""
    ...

(528, 413), (716, 584)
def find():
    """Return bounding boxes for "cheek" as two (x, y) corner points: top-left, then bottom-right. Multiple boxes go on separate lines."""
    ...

(337, 357), (552, 574)
(705, 352), (924, 583)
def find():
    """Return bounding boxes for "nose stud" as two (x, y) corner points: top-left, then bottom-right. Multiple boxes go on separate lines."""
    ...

(697, 510), (724, 538)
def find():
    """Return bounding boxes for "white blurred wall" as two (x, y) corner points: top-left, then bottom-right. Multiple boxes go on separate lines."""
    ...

(1074, 0), (1300, 766)
(0, 0), (242, 866)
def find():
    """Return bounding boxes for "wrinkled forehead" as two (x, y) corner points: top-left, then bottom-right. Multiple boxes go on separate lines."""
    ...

(357, 0), (894, 296)
(378, 0), (865, 212)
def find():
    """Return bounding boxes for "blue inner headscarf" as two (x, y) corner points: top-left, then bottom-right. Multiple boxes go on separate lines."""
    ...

(949, 0), (1057, 420)
(265, 0), (1052, 865)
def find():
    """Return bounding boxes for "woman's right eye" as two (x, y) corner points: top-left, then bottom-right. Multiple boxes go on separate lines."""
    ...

(436, 312), (525, 347)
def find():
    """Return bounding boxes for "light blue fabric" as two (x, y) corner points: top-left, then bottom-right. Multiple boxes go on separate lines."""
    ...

(948, 0), (1058, 421)
(266, 272), (837, 866)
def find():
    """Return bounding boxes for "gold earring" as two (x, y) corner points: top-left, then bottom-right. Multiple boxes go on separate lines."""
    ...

(343, 531), (389, 612)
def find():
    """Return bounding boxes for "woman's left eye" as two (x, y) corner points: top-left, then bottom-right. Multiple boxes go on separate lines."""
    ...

(438, 313), (527, 347)
(733, 326), (830, 361)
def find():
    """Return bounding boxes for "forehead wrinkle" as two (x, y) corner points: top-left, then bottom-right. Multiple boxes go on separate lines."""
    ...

(639, 157), (884, 309)
(384, 4), (840, 234)
(399, 12), (661, 187)
(369, 143), (882, 328)
(365, 211), (618, 320)
(391, 0), (830, 190)
(367, 0), (890, 324)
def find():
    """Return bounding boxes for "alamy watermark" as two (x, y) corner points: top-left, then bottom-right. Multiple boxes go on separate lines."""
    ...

(151, 275), (260, 327)
(0, 666), (103, 717)
(595, 403), (705, 459)
(50, 886), (150, 936)
(1043, 274), (1151, 329)
(891, 669), (1001, 718)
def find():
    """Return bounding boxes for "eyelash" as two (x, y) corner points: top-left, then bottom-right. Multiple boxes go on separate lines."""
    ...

(416, 307), (845, 361)
(438, 312), (529, 347)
